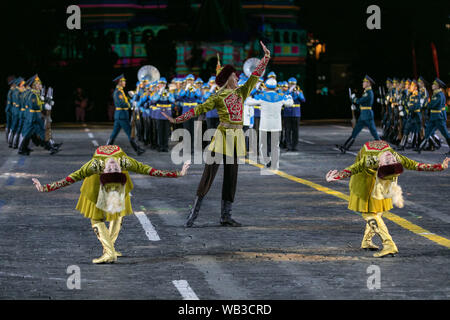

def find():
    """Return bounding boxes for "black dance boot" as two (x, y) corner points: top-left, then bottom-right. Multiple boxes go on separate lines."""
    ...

(8, 131), (14, 148)
(18, 137), (31, 156)
(396, 135), (407, 151)
(220, 200), (241, 227)
(417, 138), (428, 154)
(13, 133), (20, 149)
(130, 138), (145, 155)
(336, 137), (355, 154)
(185, 196), (203, 228)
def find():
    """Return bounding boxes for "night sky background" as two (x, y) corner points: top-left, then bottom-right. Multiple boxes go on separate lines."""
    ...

(1, 0), (449, 122)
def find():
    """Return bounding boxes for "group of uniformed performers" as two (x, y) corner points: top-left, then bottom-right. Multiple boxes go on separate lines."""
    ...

(379, 77), (449, 154)
(338, 76), (449, 155)
(108, 66), (305, 158)
(4, 75), (61, 156)
(24, 41), (450, 264)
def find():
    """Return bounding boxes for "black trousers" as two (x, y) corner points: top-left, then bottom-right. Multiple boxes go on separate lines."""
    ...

(156, 119), (170, 151)
(183, 118), (195, 152)
(196, 151), (238, 202)
(284, 117), (300, 149)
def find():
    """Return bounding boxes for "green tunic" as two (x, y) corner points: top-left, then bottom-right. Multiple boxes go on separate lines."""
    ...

(42, 145), (181, 221)
(338, 141), (444, 213)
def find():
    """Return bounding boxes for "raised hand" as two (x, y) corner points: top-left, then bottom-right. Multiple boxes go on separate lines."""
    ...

(32, 178), (43, 192)
(180, 160), (191, 176)
(260, 40), (270, 58)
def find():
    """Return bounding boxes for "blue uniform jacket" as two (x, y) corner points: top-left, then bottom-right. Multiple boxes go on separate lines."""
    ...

(353, 88), (374, 121)
(113, 86), (131, 120)
(152, 90), (175, 120)
(284, 90), (305, 117)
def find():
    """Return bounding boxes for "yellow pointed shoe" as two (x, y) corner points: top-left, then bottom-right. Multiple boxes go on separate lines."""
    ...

(92, 222), (117, 264)
(373, 241), (398, 258)
(109, 217), (123, 257)
(361, 223), (379, 251)
(372, 216), (398, 258)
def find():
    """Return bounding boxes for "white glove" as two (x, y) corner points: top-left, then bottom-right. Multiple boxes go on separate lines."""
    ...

(351, 104), (356, 111)
(376, 98), (381, 103)
(132, 101), (137, 108)
(399, 111), (404, 117)
(40, 96), (45, 101)
(420, 99), (424, 105)
(50, 101), (54, 106)
(351, 93), (356, 99)
(44, 103), (52, 111)
(398, 106), (403, 111)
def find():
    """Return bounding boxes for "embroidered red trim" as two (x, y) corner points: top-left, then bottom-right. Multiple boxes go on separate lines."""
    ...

(417, 163), (443, 172)
(43, 176), (76, 192)
(364, 140), (390, 151)
(148, 168), (179, 178)
(95, 145), (121, 156)
(252, 55), (270, 77)
(175, 108), (195, 124)
(335, 169), (352, 180)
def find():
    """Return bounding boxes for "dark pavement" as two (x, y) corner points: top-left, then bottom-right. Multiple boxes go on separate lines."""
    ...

(0, 122), (449, 299)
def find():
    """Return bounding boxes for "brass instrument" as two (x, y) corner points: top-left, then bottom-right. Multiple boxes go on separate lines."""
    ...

(132, 65), (160, 138)
(243, 57), (266, 78)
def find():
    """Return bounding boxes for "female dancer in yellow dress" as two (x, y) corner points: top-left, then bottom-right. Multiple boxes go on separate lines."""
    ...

(326, 140), (449, 257)
(32, 145), (190, 264)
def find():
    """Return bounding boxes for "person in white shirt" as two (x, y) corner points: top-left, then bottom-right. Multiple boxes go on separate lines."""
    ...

(246, 78), (293, 170)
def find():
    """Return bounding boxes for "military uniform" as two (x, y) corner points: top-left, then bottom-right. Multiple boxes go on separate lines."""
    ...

(397, 81), (421, 150)
(284, 77), (305, 151)
(106, 74), (145, 155)
(38, 145), (182, 263)
(333, 140), (447, 257)
(179, 74), (201, 153)
(205, 77), (220, 130)
(417, 79), (450, 154)
(5, 78), (16, 143)
(338, 76), (380, 153)
(152, 77), (175, 152)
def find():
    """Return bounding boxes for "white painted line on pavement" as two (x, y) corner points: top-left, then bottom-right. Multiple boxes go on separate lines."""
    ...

(134, 211), (161, 241)
(84, 128), (90, 132)
(92, 140), (99, 147)
(172, 280), (199, 300)
(298, 138), (315, 145)
(87, 132), (94, 138)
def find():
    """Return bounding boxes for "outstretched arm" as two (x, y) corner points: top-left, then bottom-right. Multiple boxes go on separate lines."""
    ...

(161, 97), (215, 124)
(33, 159), (101, 192)
(122, 156), (191, 177)
(326, 156), (378, 182)
(396, 153), (449, 171)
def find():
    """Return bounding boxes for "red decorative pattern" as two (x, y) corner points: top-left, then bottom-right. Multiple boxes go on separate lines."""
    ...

(148, 168), (180, 178)
(335, 169), (352, 180)
(416, 163), (443, 172)
(95, 145), (121, 156)
(364, 140), (390, 151)
(223, 93), (243, 122)
(252, 55), (270, 77)
(42, 176), (76, 192)
(175, 109), (195, 124)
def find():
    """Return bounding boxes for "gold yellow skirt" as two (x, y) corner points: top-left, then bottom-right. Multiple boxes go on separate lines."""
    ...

(348, 193), (393, 213)
(75, 194), (133, 221)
